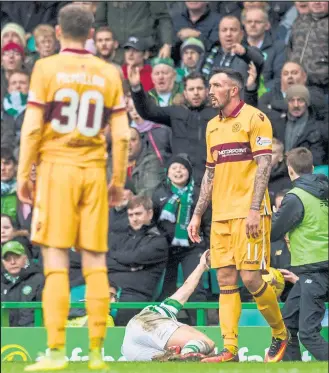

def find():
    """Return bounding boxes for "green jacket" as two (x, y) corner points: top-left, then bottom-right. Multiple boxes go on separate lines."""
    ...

(1, 193), (17, 221)
(107, 147), (165, 198)
(288, 187), (328, 267)
(148, 82), (184, 107)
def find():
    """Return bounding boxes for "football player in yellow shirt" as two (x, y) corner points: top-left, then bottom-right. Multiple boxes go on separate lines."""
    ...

(188, 67), (289, 363)
(17, 4), (130, 372)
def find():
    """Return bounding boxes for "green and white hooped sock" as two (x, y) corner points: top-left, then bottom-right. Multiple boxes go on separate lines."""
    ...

(181, 340), (211, 355)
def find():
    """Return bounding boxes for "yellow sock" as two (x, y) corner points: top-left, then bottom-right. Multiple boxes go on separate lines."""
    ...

(219, 285), (241, 354)
(42, 269), (70, 350)
(251, 281), (287, 339)
(83, 267), (110, 350)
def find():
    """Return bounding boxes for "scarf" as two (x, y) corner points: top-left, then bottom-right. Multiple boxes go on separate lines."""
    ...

(159, 178), (194, 247)
(131, 120), (157, 133)
(1, 179), (17, 196)
(3, 91), (27, 118)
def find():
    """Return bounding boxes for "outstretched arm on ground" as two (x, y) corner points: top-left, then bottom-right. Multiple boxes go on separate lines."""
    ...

(169, 250), (210, 306)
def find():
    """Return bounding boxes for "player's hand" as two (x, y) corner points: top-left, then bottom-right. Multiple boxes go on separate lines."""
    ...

(246, 61), (257, 89)
(187, 214), (202, 243)
(245, 209), (261, 239)
(199, 249), (210, 270)
(278, 269), (299, 284)
(231, 43), (246, 56)
(177, 28), (201, 41)
(158, 43), (172, 58)
(108, 184), (124, 207)
(127, 64), (141, 88)
(17, 179), (35, 205)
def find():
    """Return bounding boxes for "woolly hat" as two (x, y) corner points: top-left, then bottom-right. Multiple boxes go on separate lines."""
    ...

(1, 42), (25, 57)
(1, 23), (26, 48)
(286, 84), (310, 106)
(166, 153), (193, 179)
(151, 57), (175, 69)
(180, 37), (205, 55)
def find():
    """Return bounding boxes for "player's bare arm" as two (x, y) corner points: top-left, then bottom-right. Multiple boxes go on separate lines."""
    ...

(17, 105), (44, 205)
(187, 168), (214, 243)
(246, 154), (272, 239)
(170, 250), (210, 305)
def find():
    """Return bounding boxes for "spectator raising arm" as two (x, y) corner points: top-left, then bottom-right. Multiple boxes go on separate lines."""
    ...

(128, 65), (172, 126)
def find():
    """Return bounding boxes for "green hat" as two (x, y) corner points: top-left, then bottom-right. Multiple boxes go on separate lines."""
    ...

(151, 57), (175, 69)
(180, 37), (205, 55)
(2, 241), (25, 258)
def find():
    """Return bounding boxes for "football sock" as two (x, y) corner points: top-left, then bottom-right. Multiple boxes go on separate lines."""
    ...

(219, 285), (241, 355)
(83, 267), (110, 350)
(252, 281), (287, 339)
(181, 340), (212, 355)
(42, 268), (70, 350)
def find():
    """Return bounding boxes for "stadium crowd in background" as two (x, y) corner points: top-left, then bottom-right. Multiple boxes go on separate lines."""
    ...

(0, 1), (328, 345)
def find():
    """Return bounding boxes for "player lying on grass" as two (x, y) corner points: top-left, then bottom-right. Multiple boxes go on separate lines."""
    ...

(121, 250), (215, 361)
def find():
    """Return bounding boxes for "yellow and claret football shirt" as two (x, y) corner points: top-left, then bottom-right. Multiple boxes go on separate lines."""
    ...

(26, 48), (126, 167)
(206, 101), (272, 221)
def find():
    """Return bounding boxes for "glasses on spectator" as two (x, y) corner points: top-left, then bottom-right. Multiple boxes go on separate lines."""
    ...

(245, 20), (266, 25)
(3, 50), (21, 57)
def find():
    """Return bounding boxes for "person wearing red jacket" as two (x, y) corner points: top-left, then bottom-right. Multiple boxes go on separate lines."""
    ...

(122, 36), (154, 92)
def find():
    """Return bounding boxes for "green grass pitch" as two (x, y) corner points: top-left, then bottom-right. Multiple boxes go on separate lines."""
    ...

(1, 362), (328, 373)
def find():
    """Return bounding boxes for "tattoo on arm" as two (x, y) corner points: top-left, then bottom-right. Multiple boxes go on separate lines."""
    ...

(251, 155), (272, 210)
(194, 168), (215, 216)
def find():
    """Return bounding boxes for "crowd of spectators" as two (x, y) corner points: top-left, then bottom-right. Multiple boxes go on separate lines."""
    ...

(1, 1), (328, 327)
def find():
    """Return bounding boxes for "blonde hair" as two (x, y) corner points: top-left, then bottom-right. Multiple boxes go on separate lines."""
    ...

(33, 24), (56, 41)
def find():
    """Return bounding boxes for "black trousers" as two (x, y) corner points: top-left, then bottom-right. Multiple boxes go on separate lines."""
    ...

(282, 271), (329, 361)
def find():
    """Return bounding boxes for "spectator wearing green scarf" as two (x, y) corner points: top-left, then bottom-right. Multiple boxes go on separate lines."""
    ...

(1, 148), (18, 221)
(152, 153), (210, 322)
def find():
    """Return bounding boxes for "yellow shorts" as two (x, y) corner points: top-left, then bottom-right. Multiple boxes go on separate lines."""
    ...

(210, 216), (271, 271)
(31, 161), (108, 252)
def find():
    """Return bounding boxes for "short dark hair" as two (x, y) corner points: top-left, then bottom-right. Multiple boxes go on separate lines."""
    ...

(286, 147), (313, 175)
(183, 72), (206, 89)
(58, 4), (94, 41)
(8, 68), (30, 82)
(209, 67), (244, 90)
(94, 26), (115, 40)
(127, 196), (153, 211)
(1, 147), (16, 164)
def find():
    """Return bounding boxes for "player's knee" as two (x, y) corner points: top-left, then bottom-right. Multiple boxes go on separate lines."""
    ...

(217, 266), (239, 286)
(81, 249), (106, 269)
(240, 270), (262, 292)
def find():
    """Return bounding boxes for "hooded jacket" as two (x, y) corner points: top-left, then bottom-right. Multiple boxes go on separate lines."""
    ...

(271, 173), (328, 273)
(1, 264), (44, 326)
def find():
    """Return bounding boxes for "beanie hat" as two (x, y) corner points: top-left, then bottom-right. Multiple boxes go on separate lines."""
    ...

(151, 57), (175, 69)
(166, 153), (193, 178)
(286, 84), (310, 106)
(180, 37), (205, 55)
(1, 42), (25, 57)
(1, 23), (26, 48)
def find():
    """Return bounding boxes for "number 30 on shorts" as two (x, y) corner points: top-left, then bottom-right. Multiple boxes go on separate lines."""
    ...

(51, 88), (104, 137)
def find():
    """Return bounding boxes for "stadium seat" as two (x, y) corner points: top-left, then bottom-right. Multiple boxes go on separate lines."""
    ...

(176, 263), (210, 290)
(152, 269), (166, 301)
(313, 165), (329, 177)
(70, 285), (86, 302)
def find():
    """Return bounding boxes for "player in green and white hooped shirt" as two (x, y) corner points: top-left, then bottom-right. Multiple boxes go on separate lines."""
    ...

(121, 250), (215, 361)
